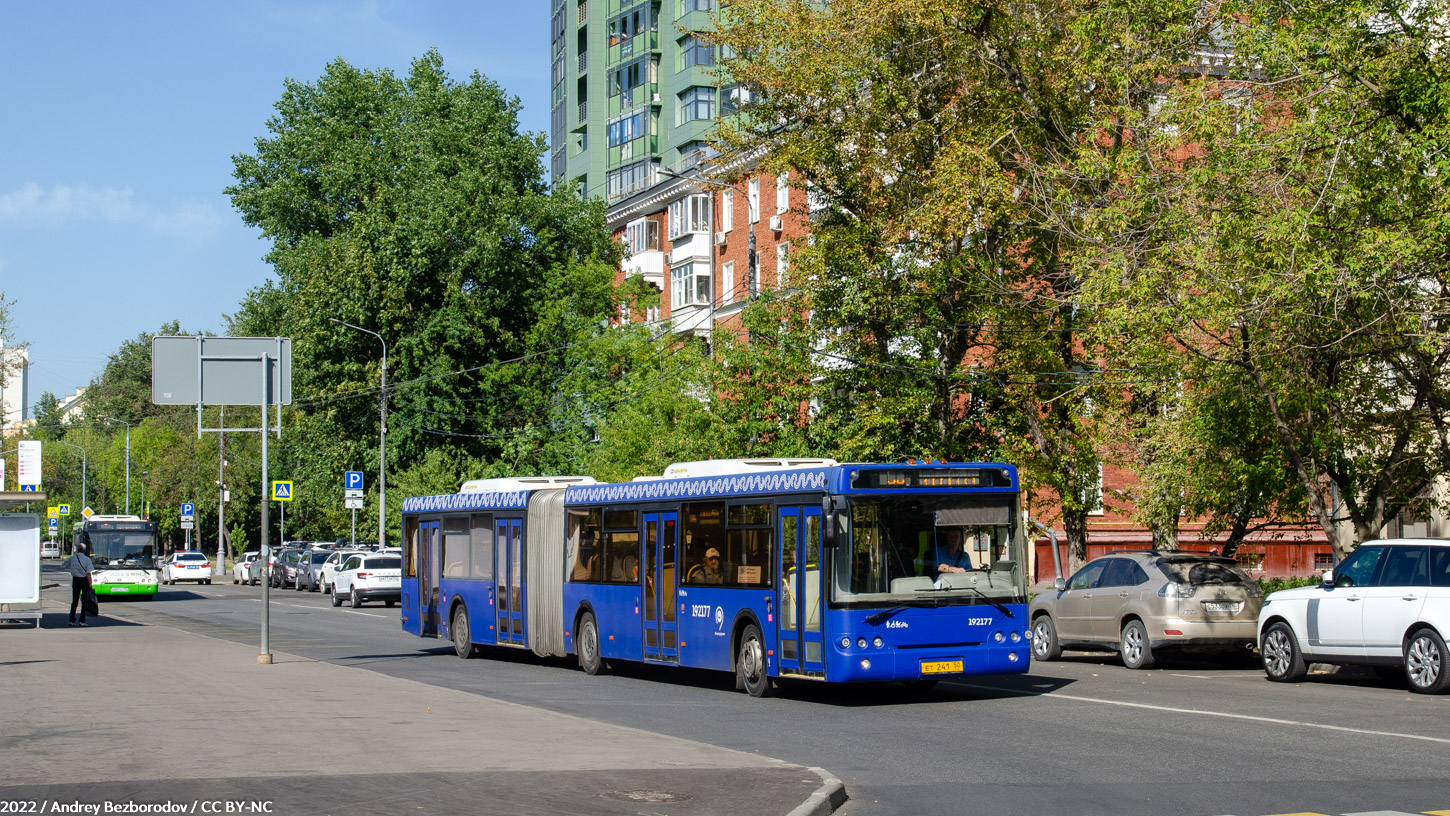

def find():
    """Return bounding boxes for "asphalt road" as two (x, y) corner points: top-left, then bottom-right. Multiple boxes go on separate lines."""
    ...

(46, 562), (1450, 816)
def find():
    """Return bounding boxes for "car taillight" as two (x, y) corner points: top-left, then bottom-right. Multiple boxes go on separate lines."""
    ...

(1159, 582), (1197, 599)
(357, 572), (371, 579)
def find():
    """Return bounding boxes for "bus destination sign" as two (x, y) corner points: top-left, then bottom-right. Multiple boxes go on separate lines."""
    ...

(851, 468), (1011, 490)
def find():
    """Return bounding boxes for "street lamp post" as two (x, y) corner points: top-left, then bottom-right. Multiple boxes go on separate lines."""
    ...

(139, 470), (150, 519)
(99, 415), (134, 514)
(55, 440), (87, 555)
(329, 318), (388, 549)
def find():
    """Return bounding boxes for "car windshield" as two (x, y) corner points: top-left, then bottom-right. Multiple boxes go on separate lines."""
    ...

(1158, 559), (1252, 586)
(365, 557), (401, 569)
(311, 552), (330, 564)
(178, 553), (207, 561)
(834, 496), (1025, 604)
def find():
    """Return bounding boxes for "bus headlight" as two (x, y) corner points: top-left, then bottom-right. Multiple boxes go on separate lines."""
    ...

(860, 658), (871, 670)
(872, 637), (884, 648)
(857, 638), (868, 649)
(1010, 631), (1021, 642)
(1008, 652), (1020, 662)
(993, 631), (1005, 643)
(840, 637), (851, 649)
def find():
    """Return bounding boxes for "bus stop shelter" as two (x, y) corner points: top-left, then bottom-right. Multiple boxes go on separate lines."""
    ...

(1, 490), (47, 628)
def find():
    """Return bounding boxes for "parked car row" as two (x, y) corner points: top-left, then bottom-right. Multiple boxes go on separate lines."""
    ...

(233, 542), (401, 609)
(1030, 538), (1450, 694)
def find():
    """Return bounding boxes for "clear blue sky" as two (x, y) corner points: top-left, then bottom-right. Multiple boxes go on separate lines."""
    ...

(0, 1), (549, 410)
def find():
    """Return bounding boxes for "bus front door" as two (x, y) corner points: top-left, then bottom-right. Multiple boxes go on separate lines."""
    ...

(642, 511), (679, 663)
(495, 519), (525, 646)
(420, 520), (441, 637)
(777, 506), (824, 676)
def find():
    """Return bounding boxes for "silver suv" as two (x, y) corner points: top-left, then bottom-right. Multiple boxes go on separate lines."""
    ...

(1030, 551), (1263, 669)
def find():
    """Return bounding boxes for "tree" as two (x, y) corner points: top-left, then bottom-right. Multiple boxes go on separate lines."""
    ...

(225, 50), (625, 539)
(1088, 0), (1450, 558)
(712, 0), (1215, 569)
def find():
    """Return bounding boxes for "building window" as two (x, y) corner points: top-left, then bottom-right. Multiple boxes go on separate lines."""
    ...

(680, 35), (714, 70)
(721, 189), (733, 232)
(607, 160), (655, 200)
(748, 178), (759, 223)
(1085, 464), (1105, 516)
(668, 194), (711, 239)
(680, 0), (713, 13)
(1313, 552), (1334, 570)
(671, 261), (712, 309)
(626, 218), (659, 255)
(776, 172), (789, 213)
(776, 243), (789, 281)
(722, 261), (734, 304)
(608, 111), (647, 148)
(678, 86), (716, 124)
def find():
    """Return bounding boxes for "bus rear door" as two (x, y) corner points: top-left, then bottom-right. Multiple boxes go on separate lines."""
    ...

(643, 511), (679, 663)
(420, 520), (441, 637)
(778, 506), (824, 676)
(495, 519), (525, 646)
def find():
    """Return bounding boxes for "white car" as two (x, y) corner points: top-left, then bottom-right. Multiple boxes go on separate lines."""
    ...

(317, 550), (365, 595)
(233, 552), (259, 584)
(1258, 537), (1450, 694)
(41, 541), (61, 559)
(162, 552), (214, 585)
(331, 553), (402, 608)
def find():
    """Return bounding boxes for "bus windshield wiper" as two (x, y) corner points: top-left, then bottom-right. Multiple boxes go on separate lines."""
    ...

(964, 586), (1014, 618)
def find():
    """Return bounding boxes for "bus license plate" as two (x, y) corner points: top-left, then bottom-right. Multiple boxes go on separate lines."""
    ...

(921, 660), (964, 675)
(112, 587), (129, 592)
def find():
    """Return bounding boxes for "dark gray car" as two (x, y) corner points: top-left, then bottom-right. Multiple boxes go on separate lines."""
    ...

(296, 548), (334, 592)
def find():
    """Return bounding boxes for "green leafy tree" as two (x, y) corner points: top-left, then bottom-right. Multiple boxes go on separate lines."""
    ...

(712, 0), (1214, 569)
(1088, 0), (1450, 558)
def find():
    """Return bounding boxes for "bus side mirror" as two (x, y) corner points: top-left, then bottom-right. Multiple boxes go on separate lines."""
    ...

(821, 496), (839, 548)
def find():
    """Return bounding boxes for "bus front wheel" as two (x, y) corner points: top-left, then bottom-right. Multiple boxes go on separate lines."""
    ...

(737, 624), (776, 698)
(578, 612), (606, 675)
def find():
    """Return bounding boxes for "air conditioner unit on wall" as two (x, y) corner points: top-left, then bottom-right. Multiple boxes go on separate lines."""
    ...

(769, 215), (783, 232)
(714, 232), (727, 246)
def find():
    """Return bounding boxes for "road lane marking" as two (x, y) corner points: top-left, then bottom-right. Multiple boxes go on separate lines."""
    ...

(956, 682), (1450, 745)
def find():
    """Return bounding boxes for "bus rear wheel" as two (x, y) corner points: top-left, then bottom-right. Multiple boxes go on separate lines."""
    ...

(737, 623), (776, 698)
(578, 612), (606, 675)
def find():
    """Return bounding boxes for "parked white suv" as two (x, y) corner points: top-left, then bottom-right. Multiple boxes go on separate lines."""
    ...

(1258, 538), (1450, 693)
(331, 554), (401, 608)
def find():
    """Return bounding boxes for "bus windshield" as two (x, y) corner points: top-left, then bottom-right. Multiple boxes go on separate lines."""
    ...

(834, 496), (1024, 604)
(83, 530), (157, 568)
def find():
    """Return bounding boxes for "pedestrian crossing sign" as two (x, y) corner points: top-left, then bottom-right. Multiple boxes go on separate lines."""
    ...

(271, 481), (294, 501)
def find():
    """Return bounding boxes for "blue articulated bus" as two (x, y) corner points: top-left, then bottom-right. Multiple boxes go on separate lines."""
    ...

(401, 459), (1032, 696)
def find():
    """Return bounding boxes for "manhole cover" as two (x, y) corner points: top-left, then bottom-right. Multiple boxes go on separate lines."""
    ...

(601, 790), (690, 805)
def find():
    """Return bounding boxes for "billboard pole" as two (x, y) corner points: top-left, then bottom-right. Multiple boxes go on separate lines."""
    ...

(259, 354), (272, 665)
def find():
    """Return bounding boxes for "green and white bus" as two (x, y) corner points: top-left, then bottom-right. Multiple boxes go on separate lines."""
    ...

(78, 515), (160, 598)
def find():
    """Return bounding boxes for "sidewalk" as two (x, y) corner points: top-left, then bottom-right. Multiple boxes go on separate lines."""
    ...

(0, 612), (843, 816)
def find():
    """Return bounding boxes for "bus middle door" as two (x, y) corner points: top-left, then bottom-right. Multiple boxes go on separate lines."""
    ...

(495, 518), (525, 646)
(777, 506), (824, 676)
(642, 511), (679, 663)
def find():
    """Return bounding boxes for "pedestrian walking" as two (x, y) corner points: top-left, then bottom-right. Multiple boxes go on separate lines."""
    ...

(64, 542), (96, 627)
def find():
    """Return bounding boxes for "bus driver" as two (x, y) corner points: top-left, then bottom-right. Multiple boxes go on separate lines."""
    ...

(699, 548), (725, 584)
(935, 529), (974, 576)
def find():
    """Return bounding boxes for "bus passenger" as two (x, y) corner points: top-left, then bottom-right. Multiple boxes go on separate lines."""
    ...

(935, 529), (974, 576)
(700, 548), (725, 584)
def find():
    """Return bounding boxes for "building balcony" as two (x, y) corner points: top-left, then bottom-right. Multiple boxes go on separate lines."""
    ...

(608, 135), (660, 169)
(607, 29), (659, 66)
(608, 83), (660, 117)
(622, 249), (664, 289)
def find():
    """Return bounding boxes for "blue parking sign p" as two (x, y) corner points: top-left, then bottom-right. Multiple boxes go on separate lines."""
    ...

(345, 471), (364, 490)
(181, 502), (195, 516)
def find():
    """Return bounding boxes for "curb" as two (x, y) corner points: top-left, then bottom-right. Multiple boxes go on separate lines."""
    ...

(786, 766), (848, 816)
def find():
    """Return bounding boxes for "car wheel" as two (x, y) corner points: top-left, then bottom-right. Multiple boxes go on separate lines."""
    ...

(737, 623), (776, 697)
(1261, 621), (1308, 682)
(577, 612), (606, 675)
(452, 606), (478, 659)
(386, 599), (396, 607)
(351, 588), (362, 608)
(205, 579), (212, 585)
(1405, 628), (1450, 694)
(1032, 614), (1061, 661)
(1120, 620), (1155, 670)
(331, 587), (343, 607)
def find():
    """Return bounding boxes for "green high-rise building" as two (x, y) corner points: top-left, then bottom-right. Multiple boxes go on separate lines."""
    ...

(550, 0), (736, 203)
